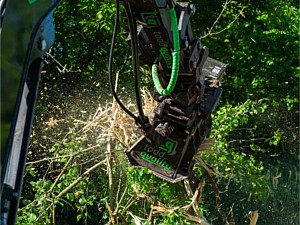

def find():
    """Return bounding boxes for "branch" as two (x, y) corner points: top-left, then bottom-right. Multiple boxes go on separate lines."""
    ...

(208, 0), (230, 35)
(209, 8), (245, 37)
(57, 159), (106, 198)
(78, 27), (105, 72)
(106, 141), (116, 224)
(49, 156), (74, 194)
(182, 180), (209, 225)
(46, 52), (81, 73)
(196, 157), (223, 178)
(26, 144), (100, 165)
(249, 210), (259, 225)
(183, 179), (205, 216)
(228, 137), (267, 144)
(48, 155), (103, 174)
(122, 195), (137, 215)
(201, 0), (245, 39)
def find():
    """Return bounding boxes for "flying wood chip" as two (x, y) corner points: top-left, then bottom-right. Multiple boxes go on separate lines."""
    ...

(46, 117), (58, 128)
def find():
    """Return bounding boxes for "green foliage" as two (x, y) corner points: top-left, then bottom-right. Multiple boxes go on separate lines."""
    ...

(127, 167), (206, 224)
(197, 0), (299, 108)
(17, 136), (108, 225)
(200, 100), (274, 198)
(44, 0), (130, 85)
(156, 209), (192, 225)
(212, 99), (268, 141)
(127, 167), (186, 204)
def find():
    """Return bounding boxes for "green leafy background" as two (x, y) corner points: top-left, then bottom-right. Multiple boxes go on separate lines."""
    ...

(17, 0), (299, 224)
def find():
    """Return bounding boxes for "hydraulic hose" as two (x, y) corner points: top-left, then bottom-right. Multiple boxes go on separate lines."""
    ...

(109, 0), (139, 122)
(124, 2), (148, 124)
(152, 7), (179, 96)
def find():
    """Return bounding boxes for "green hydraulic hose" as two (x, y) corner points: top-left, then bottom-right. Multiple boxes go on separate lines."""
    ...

(152, 7), (180, 96)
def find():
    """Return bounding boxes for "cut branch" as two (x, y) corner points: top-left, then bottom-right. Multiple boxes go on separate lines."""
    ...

(26, 144), (100, 165)
(201, 0), (245, 39)
(57, 159), (106, 198)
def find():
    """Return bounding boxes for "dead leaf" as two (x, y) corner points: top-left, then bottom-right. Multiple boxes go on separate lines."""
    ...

(240, 11), (246, 18)
(249, 210), (259, 225)
(46, 117), (58, 128)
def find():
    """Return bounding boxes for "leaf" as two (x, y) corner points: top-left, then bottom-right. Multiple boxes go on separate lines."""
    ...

(79, 198), (85, 205)
(77, 214), (82, 221)
(29, 213), (37, 221)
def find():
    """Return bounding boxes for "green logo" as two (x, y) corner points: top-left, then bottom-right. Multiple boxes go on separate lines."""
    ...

(140, 151), (172, 171)
(28, 0), (38, 4)
(138, 139), (177, 171)
(141, 11), (159, 26)
(144, 139), (177, 155)
(158, 140), (176, 154)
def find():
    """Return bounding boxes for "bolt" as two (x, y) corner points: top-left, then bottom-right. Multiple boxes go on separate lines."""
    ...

(11, 191), (19, 200)
(38, 37), (47, 51)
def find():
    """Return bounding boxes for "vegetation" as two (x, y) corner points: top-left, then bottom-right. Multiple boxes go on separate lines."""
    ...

(18, 0), (299, 224)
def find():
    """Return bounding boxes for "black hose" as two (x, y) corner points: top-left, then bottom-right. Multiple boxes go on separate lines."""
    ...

(109, 0), (139, 122)
(124, 2), (148, 124)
